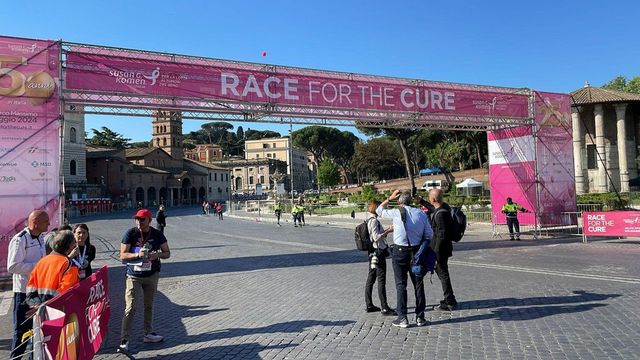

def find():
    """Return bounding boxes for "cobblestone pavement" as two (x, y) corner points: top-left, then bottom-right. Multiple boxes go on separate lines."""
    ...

(1, 207), (640, 359)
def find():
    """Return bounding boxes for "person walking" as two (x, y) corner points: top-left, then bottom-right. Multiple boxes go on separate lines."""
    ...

(118, 209), (171, 353)
(364, 200), (396, 316)
(292, 204), (301, 227)
(215, 202), (223, 220)
(70, 224), (96, 281)
(156, 205), (167, 234)
(274, 201), (282, 226)
(377, 189), (433, 328)
(428, 189), (458, 311)
(501, 197), (529, 241)
(7, 210), (49, 360)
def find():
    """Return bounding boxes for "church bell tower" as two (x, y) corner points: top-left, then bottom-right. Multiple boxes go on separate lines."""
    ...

(151, 110), (184, 161)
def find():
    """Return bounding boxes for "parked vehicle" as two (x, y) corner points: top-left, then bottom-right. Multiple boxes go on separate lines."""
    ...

(422, 180), (449, 191)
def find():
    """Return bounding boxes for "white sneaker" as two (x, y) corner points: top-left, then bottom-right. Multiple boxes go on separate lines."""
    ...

(117, 339), (128, 352)
(143, 332), (164, 343)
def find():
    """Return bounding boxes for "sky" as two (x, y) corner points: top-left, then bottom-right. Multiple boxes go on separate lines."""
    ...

(2, 0), (639, 142)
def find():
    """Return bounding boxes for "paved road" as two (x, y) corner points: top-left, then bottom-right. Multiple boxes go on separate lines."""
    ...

(1, 207), (639, 359)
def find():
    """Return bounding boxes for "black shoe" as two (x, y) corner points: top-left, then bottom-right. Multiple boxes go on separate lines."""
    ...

(381, 307), (397, 316)
(392, 317), (409, 328)
(436, 303), (457, 311)
(509, 238), (515, 241)
(366, 305), (381, 313)
(515, 237), (521, 241)
(415, 316), (428, 327)
(117, 339), (128, 353)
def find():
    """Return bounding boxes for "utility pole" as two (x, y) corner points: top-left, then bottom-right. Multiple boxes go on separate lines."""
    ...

(289, 123), (294, 206)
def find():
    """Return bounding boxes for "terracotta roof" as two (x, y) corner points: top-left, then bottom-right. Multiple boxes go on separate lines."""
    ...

(184, 158), (229, 171)
(129, 164), (170, 174)
(86, 145), (122, 159)
(571, 85), (640, 105)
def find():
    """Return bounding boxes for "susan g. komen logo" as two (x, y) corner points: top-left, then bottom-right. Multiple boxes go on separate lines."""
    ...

(143, 67), (160, 85)
(622, 217), (640, 225)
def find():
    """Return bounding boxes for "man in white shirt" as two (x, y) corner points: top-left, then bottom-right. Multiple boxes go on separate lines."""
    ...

(7, 210), (50, 360)
(377, 190), (433, 328)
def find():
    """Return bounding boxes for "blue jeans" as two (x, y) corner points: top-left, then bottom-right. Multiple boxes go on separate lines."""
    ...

(391, 246), (425, 319)
(11, 292), (31, 360)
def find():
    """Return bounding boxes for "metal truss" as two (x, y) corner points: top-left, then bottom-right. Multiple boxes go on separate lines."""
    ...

(60, 41), (535, 131)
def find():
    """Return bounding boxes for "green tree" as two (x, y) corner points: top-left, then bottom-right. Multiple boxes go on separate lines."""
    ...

(244, 129), (281, 140)
(317, 158), (341, 187)
(602, 75), (640, 94)
(129, 141), (151, 148)
(626, 77), (640, 94)
(292, 125), (338, 165)
(350, 137), (404, 182)
(236, 126), (245, 140)
(87, 127), (130, 149)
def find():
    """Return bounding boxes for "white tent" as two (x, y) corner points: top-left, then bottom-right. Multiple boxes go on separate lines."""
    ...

(456, 178), (484, 196)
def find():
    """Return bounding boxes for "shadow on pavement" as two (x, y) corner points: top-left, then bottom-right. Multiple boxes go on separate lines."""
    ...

(430, 303), (608, 325)
(153, 342), (295, 359)
(0, 338), (10, 352)
(159, 250), (364, 279)
(453, 290), (621, 310)
(451, 236), (586, 252)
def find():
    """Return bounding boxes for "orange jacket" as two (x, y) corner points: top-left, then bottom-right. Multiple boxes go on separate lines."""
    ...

(26, 252), (79, 302)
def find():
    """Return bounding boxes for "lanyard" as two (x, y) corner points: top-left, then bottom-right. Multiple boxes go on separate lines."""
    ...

(72, 245), (87, 268)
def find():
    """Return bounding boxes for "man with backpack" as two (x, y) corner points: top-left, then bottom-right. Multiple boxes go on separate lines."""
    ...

(428, 189), (458, 311)
(377, 189), (433, 328)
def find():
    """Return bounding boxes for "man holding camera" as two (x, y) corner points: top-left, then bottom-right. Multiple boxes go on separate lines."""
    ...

(377, 189), (433, 328)
(118, 209), (171, 353)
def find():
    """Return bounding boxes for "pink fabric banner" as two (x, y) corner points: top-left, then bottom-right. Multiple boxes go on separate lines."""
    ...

(488, 127), (537, 225)
(40, 266), (111, 360)
(64, 52), (530, 118)
(534, 91), (576, 225)
(583, 211), (640, 236)
(0, 36), (61, 276)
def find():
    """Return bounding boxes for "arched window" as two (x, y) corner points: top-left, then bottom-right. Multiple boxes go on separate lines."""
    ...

(70, 127), (77, 143)
(163, 138), (167, 146)
(70, 160), (77, 175)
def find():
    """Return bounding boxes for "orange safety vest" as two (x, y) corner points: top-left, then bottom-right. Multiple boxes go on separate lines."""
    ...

(26, 252), (79, 299)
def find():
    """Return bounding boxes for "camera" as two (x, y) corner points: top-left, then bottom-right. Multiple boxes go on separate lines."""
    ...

(370, 255), (379, 269)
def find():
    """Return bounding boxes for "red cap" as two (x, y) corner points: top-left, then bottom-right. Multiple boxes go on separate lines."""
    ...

(133, 209), (153, 220)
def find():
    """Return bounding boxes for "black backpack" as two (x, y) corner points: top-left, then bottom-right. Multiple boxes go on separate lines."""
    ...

(354, 218), (374, 251)
(450, 207), (466, 242)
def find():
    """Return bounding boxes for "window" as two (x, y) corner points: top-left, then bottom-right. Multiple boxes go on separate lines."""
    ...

(120, 165), (123, 172)
(249, 176), (254, 185)
(273, 143), (276, 148)
(70, 127), (77, 143)
(260, 175), (264, 184)
(273, 153), (276, 158)
(70, 160), (77, 175)
(267, 153), (271, 158)
(209, 173), (212, 181)
(587, 144), (597, 169)
(263, 144), (269, 148)
(256, 154), (260, 159)
(226, 174), (229, 181)
(214, 173), (217, 181)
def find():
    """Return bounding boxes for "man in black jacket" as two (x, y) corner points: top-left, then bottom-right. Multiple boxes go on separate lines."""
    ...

(428, 189), (458, 311)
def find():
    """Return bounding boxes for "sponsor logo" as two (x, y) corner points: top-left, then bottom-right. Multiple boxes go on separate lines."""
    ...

(109, 67), (160, 86)
(0, 162), (18, 167)
(7, 43), (38, 54)
(0, 175), (16, 182)
(31, 161), (53, 168)
(27, 146), (52, 154)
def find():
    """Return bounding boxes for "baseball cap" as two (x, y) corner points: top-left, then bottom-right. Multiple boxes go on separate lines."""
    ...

(133, 209), (153, 220)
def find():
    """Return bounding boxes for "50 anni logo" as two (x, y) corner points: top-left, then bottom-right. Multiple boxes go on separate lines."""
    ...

(0, 54), (56, 105)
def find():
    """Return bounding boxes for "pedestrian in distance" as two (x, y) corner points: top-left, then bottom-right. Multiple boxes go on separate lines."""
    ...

(377, 189), (433, 328)
(292, 204), (302, 227)
(364, 200), (397, 316)
(7, 210), (49, 360)
(428, 189), (458, 311)
(204, 201), (210, 216)
(274, 201), (282, 226)
(70, 223), (96, 280)
(118, 209), (171, 353)
(501, 197), (529, 241)
(156, 205), (167, 234)
(216, 202), (223, 220)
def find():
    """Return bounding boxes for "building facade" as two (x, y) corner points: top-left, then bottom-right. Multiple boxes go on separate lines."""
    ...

(244, 137), (312, 191)
(571, 85), (640, 193)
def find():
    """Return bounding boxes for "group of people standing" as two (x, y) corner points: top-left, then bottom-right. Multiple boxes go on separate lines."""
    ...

(202, 200), (224, 220)
(7, 211), (97, 360)
(362, 188), (458, 328)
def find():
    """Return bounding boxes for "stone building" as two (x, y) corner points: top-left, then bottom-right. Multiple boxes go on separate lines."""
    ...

(184, 144), (223, 163)
(244, 137), (312, 191)
(571, 84), (640, 193)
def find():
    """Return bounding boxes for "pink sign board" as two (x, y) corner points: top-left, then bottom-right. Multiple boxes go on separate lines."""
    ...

(64, 52), (530, 118)
(0, 36), (61, 275)
(583, 211), (640, 236)
(39, 266), (110, 360)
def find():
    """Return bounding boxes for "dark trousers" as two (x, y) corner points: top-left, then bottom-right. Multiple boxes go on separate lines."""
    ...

(11, 292), (30, 360)
(365, 253), (389, 309)
(300, 212), (305, 224)
(435, 256), (457, 305)
(391, 246), (425, 319)
(275, 211), (281, 224)
(506, 217), (520, 238)
(158, 224), (165, 234)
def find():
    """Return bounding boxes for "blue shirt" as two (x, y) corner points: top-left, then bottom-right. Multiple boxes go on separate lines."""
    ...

(121, 227), (167, 277)
(376, 205), (433, 246)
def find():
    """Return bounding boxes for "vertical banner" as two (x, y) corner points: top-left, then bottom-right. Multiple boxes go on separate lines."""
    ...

(534, 92), (577, 225)
(0, 36), (61, 275)
(488, 126), (537, 225)
(39, 266), (111, 360)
